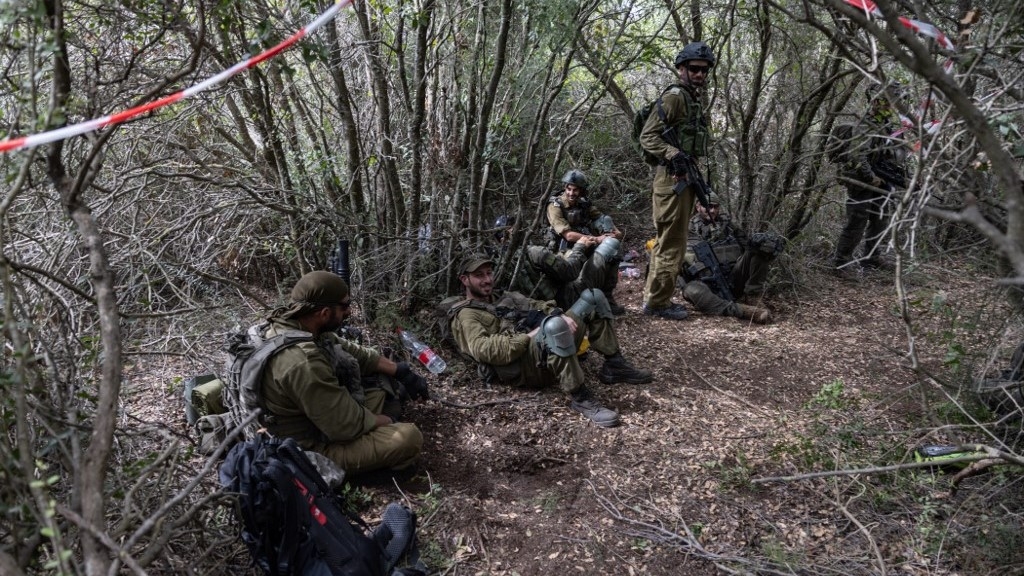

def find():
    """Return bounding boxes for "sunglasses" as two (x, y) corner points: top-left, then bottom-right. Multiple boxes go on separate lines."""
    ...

(686, 64), (710, 75)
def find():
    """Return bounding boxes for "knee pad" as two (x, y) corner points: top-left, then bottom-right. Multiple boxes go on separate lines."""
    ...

(594, 237), (621, 261)
(592, 214), (615, 234)
(569, 288), (613, 320)
(534, 315), (576, 358)
(682, 281), (710, 302)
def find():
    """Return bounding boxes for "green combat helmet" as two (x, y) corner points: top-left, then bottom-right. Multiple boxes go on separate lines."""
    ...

(561, 169), (589, 191)
(674, 41), (716, 68)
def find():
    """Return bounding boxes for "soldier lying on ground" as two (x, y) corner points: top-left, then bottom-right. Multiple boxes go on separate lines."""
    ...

(679, 193), (781, 324)
(448, 254), (652, 428)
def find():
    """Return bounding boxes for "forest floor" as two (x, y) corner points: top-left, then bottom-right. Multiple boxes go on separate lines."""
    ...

(372, 253), (1023, 576)
(129, 248), (1024, 575)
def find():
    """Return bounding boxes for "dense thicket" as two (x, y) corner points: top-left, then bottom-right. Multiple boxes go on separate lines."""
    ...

(0, 0), (1021, 573)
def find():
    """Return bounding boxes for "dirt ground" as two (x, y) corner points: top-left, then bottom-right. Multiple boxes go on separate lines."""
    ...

(356, 257), (1015, 575)
(128, 254), (1023, 575)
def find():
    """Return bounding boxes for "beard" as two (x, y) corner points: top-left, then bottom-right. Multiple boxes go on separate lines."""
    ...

(468, 283), (492, 300)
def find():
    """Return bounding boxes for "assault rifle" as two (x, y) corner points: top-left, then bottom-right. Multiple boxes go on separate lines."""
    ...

(689, 241), (734, 302)
(328, 239), (351, 284)
(873, 160), (906, 189)
(668, 152), (712, 210)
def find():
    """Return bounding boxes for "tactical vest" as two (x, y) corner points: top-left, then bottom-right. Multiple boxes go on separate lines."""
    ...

(446, 291), (540, 383)
(546, 193), (593, 250)
(669, 85), (709, 157)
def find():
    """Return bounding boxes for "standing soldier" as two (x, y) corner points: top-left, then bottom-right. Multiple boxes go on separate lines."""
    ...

(639, 41), (716, 320)
(543, 169), (626, 315)
(833, 83), (907, 279)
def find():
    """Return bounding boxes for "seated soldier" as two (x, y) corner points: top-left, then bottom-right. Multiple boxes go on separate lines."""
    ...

(679, 193), (781, 324)
(449, 254), (652, 428)
(260, 271), (427, 477)
(543, 169), (626, 315)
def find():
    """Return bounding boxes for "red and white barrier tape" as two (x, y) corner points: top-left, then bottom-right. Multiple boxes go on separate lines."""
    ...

(844, 0), (957, 142)
(0, 0), (352, 154)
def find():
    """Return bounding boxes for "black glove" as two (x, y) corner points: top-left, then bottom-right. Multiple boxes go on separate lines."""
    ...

(394, 362), (430, 401)
(668, 152), (691, 178)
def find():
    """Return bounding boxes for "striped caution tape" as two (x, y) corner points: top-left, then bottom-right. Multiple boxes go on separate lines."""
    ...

(0, 0), (352, 154)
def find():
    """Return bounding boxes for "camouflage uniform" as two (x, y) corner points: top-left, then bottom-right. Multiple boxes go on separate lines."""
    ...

(544, 192), (621, 307)
(834, 107), (906, 268)
(639, 84), (707, 310)
(449, 290), (620, 394)
(525, 243), (616, 311)
(682, 212), (780, 317)
(261, 317), (423, 475)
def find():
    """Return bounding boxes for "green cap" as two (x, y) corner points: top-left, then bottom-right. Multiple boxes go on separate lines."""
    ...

(280, 270), (349, 319)
(459, 254), (495, 275)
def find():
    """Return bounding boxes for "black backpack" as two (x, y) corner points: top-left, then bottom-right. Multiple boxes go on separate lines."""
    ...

(219, 437), (426, 576)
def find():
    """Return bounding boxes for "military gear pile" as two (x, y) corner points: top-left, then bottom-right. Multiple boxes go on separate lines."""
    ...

(219, 436), (426, 576)
(188, 324), (313, 456)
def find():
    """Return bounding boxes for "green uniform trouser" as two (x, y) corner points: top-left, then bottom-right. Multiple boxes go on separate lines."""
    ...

(645, 166), (696, 308)
(681, 250), (775, 315)
(835, 185), (891, 266)
(315, 388), (423, 475)
(532, 247), (618, 310)
(507, 310), (619, 394)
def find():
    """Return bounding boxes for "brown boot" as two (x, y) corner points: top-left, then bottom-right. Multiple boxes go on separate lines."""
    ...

(729, 303), (771, 324)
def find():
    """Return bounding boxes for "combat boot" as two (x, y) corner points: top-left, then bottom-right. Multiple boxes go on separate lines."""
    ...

(642, 302), (689, 320)
(833, 262), (863, 282)
(607, 299), (627, 316)
(599, 353), (653, 384)
(569, 387), (620, 428)
(728, 302), (770, 324)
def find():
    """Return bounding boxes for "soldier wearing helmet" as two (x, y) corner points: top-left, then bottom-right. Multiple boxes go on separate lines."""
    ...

(833, 81), (908, 280)
(638, 41), (716, 321)
(449, 254), (652, 428)
(541, 169), (626, 314)
(679, 193), (780, 324)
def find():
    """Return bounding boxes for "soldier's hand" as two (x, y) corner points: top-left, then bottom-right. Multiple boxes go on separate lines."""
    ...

(394, 362), (430, 401)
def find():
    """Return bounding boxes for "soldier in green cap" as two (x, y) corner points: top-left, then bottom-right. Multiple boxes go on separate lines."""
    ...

(259, 271), (426, 477)
(448, 255), (652, 428)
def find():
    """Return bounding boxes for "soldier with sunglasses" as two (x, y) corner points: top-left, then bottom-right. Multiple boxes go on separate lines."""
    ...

(638, 41), (716, 321)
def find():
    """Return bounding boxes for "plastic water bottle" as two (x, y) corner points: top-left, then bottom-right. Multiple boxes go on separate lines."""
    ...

(397, 328), (447, 374)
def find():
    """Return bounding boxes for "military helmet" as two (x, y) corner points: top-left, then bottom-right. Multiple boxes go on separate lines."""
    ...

(494, 214), (514, 228)
(674, 41), (716, 68)
(561, 169), (589, 191)
(706, 191), (721, 205)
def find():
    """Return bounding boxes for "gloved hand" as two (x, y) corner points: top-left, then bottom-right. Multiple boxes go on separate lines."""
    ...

(668, 151), (691, 178)
(748, 232), (785, 257)
(394, 362), (430, 401)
